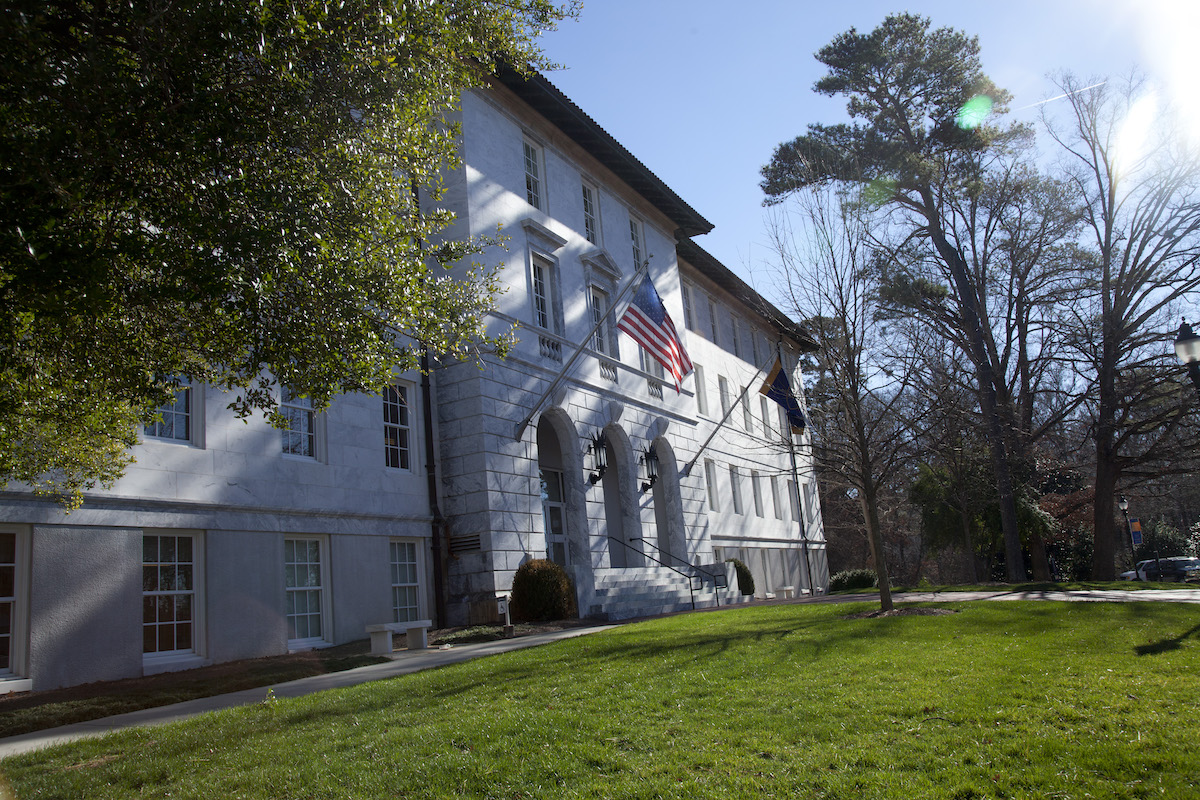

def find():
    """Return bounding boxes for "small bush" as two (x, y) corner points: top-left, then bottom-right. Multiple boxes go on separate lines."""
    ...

(510, 559), (577, 622)
(726, 558), (755, 596)
(829, 568), (878, 592)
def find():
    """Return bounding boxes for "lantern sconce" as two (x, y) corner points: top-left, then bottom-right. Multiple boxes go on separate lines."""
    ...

(640, 445), (659, 493)
(588, 431), (608, 485)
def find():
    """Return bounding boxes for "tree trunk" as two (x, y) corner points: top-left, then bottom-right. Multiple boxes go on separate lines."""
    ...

(860, 482), (894, 612)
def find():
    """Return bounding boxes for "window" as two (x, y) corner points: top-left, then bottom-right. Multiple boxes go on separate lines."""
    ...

(760, 396), (774, 439)
(629, 216), (644, 267)
(751, 471), (764, 518)
(742, 388), (754, 432)
(142, 533), (199, 657)
(281, 387), (316, 458)
(788, 479), (800, 522)
(730, 313), (742, 358)
(144, 385), (191, 442)
(707, 297), (719, 343)
(694, 364), (708, 416)
(640, 345), (665, 380)
(523, 140), (542, 210)
(750, 325), (762, 366)
(0, 531), (23, 679)
(285, 538), (327, 646)
(582, 182), (599, 243)
(390, 541), (421, 623)
(531, 256), (561, 334)
(704, 460), (719, 511)
(729, 466), (743, 515)
(681, 283), (696, 332)
(756, 332), (771, 367)
(804, 480), (818, 522)
(590, 287), (612, 355)
(718, 375), (732, 420)
(540, 469), (568, 566)
(384, 385), (411, 470)
(770, 475), (783, 520)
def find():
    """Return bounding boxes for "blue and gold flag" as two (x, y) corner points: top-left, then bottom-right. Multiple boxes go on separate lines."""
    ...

(759, 358), (807, 433)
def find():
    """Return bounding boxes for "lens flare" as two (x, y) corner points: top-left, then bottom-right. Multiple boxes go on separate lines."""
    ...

(1114, 92), (1159, 179)
(955, 95), (994, 129)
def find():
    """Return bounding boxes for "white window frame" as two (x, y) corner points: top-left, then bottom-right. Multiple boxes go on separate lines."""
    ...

(280, 387), (323, 460)
(707, 297), (719, 343)
(788, 479), (800, 522)
(142, 530), (206, 674)
(729, 466), (743, 515)
(143, 382), (204, 447)
(718, 375), (732, 420)
(581, 181), (600, 244)
(704, 460), (719, 512)
(540, 468), (569, 567)
(751, 470), (764, 518)
(730, 312), (743, 359)
(589, 286), (613, 355)
(770, 475), (783, 520)
(694, 364), (708, 416)
(640, 345), (665, 380)
(681, 283), (696, 332)
(760, 396), (774, 439)
(804, 480), (819, 523)
(523, 139), (543, 210)
(530, 254), (562, 335)
(384, 383), (413, 471)
(285, 536), (331, 650)
(629, 216), (644, 268)
(742, 387), (754, 432)
(389, 539), (425, 623)
(0, 526), (30, 694)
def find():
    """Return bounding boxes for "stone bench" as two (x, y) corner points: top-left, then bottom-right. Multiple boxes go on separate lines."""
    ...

(365, 619), (433, 656)
(780, 585), (796, 599)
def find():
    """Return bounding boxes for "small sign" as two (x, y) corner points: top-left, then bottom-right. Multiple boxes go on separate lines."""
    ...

(1130, 517), (1143, 546)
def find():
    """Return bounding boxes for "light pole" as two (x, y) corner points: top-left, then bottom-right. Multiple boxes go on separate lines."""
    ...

(1118, 495), (1135, 564)
(1174, 319), (1200, 401)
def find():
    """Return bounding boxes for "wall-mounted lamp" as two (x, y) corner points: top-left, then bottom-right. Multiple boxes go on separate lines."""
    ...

(588, 432), (608, 485)
(640, 445), (659, 493)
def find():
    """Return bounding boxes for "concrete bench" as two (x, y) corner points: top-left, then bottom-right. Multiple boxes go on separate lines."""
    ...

(780, 585), (796, 599)
(365, 619), (433, 656)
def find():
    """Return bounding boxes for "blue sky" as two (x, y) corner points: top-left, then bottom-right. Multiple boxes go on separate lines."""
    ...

(537, 0), (1196, 304)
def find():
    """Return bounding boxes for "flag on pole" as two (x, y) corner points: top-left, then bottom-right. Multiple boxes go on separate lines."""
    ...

(759, 358), (807, 432)
(617, 274), (693, 391)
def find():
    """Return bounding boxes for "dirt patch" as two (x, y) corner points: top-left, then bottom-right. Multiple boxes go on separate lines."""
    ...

(843, 607), (959, 619)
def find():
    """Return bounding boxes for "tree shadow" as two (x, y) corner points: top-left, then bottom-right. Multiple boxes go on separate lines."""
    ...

(1135, 621), (1200, 656)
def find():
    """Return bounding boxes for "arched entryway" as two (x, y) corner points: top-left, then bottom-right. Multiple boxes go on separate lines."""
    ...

(648, 436), (687, 565)
(601, 424), (642, 568)
(536, 410), (587, 570)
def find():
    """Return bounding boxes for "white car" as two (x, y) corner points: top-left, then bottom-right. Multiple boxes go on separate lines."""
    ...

(1120, 560), (1153, 581)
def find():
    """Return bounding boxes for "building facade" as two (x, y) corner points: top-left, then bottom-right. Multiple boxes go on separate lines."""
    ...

(0, 69), (826, 693)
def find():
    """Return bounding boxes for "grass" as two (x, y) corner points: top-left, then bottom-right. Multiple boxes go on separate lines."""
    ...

(838, 581), (1198, 594)
(2, 600), (1199, 799)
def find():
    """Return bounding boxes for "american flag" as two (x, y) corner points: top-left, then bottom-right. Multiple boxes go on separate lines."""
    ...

(618, 274), (693, 391)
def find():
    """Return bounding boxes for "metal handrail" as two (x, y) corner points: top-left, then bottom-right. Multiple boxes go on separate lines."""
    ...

(607, 536), (695, 611)
(628, 538), (725, 604)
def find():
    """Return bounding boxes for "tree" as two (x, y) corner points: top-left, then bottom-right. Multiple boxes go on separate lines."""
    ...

(1043, 75), (1200, 579)
(762, 13), (1034, 580)
(0, 0), (572, 503)
(766, 186), (919, 611)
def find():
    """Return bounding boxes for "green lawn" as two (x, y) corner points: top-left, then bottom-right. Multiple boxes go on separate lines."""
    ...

(3, 601), (1198, 799)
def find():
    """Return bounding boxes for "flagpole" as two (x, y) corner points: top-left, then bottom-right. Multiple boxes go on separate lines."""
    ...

(777, 339), (815, 597)
(513, 260), (651, 441)
(680, 352), (776, 477)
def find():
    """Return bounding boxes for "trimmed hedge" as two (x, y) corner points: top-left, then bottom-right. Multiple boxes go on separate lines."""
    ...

(510, 559), (578, 621)
(829, 568), (878, 592)
(726, 558), (755, 596)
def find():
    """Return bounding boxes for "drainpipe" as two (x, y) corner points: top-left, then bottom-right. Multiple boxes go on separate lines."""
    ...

(422, 351), (448, 626)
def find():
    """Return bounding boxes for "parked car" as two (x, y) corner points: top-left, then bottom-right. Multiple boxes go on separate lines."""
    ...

(1120, 560), (1153, 581)
(1139, 557), (1200, 583)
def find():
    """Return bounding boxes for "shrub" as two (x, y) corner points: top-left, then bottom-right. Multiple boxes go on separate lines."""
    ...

(726, 558), (755, 596)
(829, 568), (878, 592)
(510, 559), (577, 622)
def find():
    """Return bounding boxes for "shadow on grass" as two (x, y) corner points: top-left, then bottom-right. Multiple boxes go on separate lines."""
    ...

(1135, 621), (1200, 656)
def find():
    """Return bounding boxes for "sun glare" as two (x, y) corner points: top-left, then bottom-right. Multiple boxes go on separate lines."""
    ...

(1113, 91), (1158, 179)
(1126, 0), (1200, 151)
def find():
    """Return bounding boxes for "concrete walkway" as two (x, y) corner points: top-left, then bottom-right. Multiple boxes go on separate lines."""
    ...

(0, 625), (616, 759)
(3, 587), (1197, 760)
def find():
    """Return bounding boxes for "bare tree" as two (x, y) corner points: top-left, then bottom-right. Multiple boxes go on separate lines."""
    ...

(1044, 75), (1200, 579)
(767, 186), (919, 611)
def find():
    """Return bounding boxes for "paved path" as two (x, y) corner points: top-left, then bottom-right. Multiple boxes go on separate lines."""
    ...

(3, 587), (1197, 760)
(0, 625), (615, 759)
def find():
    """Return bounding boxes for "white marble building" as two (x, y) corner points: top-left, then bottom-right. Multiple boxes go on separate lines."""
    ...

(0, 68), (826, 692)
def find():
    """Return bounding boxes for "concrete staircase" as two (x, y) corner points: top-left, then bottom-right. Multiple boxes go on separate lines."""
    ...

(584, 567), (720, 621)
